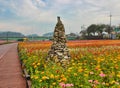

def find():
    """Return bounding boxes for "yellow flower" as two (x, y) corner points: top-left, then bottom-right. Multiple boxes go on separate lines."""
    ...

(23, 60), (26, 63)
(97, 60), (101, 63)
(52, 82), (56, 86)
(58, 79), (62, 82)
(41, 71), (44, 74)
(78, 62), (82, 65)
(68, 67), (72, 70)
(35, 70), (39, 74)
(31, 75), (34, 79)
(61, 77), (67, 82)
(50, 74), (54, 79)
(72, 63), (75, 66)
(117, 55), (120, 59)
(42, 76), (49, 80)
(106, 83), (109, 86)
(117, 74), (120, 78)
(67, 69), (71, 72)
(95, 64), (101, 71)
(32, 62), (36, 66)
(37, 62), (40, 66)
(55, 75), (59, 79)
(101, 58), (104, 61)
(52, 66), (54, 69)
(57, 62), (61, 66)
(34, 65), (37, 68)
(96, 65), (100, 68)
(39, 79), (42, 82)
(84, 74), (88, 77)
(74, 73), (77, 76)
(78, 69), (83, 72)
(50, 85), (53, 88)
(80, 85), (83, 87)
(44, 64), (46, 68)
(110, 72), (115, 76)
(115, 65), (119, 69)
(61, 74), (65, 78)
(34, 76), (39, 79)
(110, 80), (115, 84)
(71, 59), (74, 62)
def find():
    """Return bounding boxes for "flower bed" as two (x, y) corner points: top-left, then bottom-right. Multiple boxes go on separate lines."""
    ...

(18, 40), (120, 88)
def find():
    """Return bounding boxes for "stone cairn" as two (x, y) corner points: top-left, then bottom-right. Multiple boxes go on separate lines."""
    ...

(47, 16), (70, 66)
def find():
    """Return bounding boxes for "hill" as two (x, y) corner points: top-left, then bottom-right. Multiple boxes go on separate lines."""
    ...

(0, 31), (25, 37)
(42, 32), (53, 37)
(26, 34), (40, 37)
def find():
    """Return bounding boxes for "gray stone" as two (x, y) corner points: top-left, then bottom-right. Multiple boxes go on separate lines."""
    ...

(47, 16), (70, 64)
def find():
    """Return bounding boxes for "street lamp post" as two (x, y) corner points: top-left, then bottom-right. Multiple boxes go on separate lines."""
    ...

(6, 32), (8, 42)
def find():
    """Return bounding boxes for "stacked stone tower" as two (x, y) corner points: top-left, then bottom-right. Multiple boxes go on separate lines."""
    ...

(48, 16), (70, 63)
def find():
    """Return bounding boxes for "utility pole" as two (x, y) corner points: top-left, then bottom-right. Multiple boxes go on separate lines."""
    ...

(108, 12), (112, 38)
(109, 12), (112, 30)
(6, 32), (8, 42)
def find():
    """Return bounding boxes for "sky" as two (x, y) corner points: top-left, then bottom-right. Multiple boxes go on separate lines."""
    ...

(0, 0), (120, 36)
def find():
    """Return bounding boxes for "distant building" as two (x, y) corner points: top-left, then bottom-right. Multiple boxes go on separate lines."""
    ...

(66, 33), (79, 40)
(114, 27), (120, 32)
(111, 31), (116, 39)
(102, 31), (109, 39)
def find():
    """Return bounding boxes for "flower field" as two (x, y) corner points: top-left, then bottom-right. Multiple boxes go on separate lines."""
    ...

(18, 40), (120, 88)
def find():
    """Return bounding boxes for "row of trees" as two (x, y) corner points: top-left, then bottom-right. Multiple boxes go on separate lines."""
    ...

(80, 24), (113, 36)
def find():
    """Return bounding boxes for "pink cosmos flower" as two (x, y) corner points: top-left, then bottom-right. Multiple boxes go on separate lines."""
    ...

(88, 80), (93, 83)
(102, 82), (105, 85)
(115, 82), (119, 85)
(59, 83), (66, 88)
(99, 73), (106, 77)
(89, 71), (94, 75)
(59, 83), (74, 88)
(66, 84), (74, 87)
(93, 80), (100, 84)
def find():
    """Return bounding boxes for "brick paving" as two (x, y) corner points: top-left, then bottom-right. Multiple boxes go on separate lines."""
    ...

(0, 43), (27, 88)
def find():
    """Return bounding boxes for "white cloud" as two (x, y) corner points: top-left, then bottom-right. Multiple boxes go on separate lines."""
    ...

(34, 0), (46, 7)
(56, 0), (72, 4)
(0, 0), (120, 35)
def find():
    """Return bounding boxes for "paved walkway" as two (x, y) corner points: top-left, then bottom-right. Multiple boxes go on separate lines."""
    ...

(0, 43), (27, 88)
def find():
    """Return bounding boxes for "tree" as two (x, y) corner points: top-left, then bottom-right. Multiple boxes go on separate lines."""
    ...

(80, 30), (87, 37)
(105, 25), (113, 34)
(86, 24), (111, 36)
(87, 24), (97, 36)
(96, 24), (106, 35)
